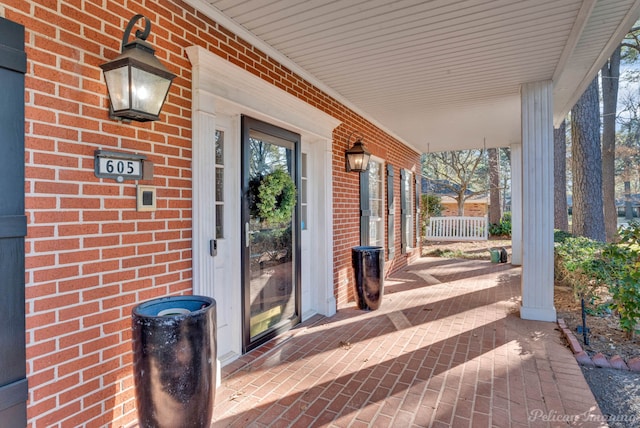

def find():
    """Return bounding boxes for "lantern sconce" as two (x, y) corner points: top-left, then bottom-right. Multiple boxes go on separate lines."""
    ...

(345, 132), (371, 173)
(100, 14), (176, 122)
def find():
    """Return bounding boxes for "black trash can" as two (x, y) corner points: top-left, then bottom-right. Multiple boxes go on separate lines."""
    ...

(352, 246), (384, 310)
(132, 295), (217, 428)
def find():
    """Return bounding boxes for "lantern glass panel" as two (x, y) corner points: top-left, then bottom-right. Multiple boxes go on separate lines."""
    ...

(104, 66), (130, 111)
(131, 67), (172, 116)
(348, 154), (363, 171)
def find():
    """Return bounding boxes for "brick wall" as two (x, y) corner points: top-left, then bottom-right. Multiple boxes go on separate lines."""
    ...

(4, 1), (421, 426)
(442, 202), (488, 217)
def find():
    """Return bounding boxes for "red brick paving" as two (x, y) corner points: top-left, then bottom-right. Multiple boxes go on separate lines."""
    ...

(213, 257), (604, 427)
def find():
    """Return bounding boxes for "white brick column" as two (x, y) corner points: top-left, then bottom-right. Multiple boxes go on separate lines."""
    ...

(520, 81), (556, 322)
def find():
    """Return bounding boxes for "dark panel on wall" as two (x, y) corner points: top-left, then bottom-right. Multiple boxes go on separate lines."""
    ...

(0, 16), (27, 428)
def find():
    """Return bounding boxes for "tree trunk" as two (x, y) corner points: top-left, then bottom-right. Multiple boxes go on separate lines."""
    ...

(554, 120), (569, 231)
(487, 148), (501, 224)
(571, 77), (606, 242)
(602, 47), (621, 241)
(457, 196), (465, 216)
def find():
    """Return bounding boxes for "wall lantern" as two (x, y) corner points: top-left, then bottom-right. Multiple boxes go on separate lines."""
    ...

(100, 14), (176, 122)
(345, 133), (371, 172)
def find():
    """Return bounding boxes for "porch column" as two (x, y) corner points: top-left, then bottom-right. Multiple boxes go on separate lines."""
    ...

(520, 81), (556, 322)
(510, 142), (522, 266)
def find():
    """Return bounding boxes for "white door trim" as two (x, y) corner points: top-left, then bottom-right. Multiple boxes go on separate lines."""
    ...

(186, 46), (340, 368)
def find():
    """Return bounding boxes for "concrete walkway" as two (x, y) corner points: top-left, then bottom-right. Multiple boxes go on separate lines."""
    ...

(213, 257), (605, 427)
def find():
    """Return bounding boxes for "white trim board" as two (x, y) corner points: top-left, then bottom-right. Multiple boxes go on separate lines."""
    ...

(186, 45), (340, 370)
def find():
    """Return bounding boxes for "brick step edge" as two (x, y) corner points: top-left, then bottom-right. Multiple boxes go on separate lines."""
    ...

(557, 318), (640, 372)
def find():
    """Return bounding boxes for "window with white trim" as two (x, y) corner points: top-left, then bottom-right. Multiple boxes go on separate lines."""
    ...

(368, 159), (384, 247)
(215, 130), (224, 238)
(401, 169), (414, 253)
(301, 153), (308, 230)
(359, 158), (385, 247)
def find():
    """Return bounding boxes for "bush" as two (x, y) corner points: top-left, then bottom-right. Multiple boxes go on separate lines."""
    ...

(554, 229), (573, 243)
(489, 212), (511, 237)
(554, 236), (607, 301)
(554, 223), (640, 338)
(421, 194), (443, 235)
(421, 194), (442, 218)
(601, 244), (640, 338)
(601, 221), (640, 338)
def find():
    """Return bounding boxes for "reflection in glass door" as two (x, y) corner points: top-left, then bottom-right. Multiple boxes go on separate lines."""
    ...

(241, 116), (301, 352)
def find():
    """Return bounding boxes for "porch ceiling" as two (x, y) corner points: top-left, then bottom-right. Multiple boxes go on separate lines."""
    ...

(186, 0), (640, 153)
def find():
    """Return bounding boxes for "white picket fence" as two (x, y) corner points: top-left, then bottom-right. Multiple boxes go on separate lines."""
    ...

(425, 216), (488, 241)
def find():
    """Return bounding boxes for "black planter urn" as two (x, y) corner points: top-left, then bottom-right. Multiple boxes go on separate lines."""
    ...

(131, 295), (217, 428)
(352, 246), (384, 310)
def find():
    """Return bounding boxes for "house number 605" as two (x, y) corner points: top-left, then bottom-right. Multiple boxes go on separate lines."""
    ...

(98, 157), (141, 176)
(105, 159), (135, 174)
(94, 150), (146, 181)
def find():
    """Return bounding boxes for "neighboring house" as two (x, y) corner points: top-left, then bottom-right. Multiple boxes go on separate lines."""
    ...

(566, 194), (639, 217)
(440, 195), (489, 217)
(0, 1), (637, 427)
(613, 195), (640, 217)
(422, 178), (489, 217)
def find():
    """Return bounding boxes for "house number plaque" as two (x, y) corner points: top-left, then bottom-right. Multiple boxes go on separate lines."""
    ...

(94, 150), (146, 182)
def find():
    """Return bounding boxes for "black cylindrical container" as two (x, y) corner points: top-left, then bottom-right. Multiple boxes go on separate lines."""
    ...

(352, 246), (384, 310)
(132, 295), (216, 428)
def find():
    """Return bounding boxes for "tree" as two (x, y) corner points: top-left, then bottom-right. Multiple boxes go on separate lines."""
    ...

(420, 193), (443, 235)
(601, 46), (621, 242)
(616, 91), (640, 219)
(571, 77), (606, 241)
(617, 26), (640, 221)
(487, 148), (501, 225)
(500, 147), (511, 213)
(554, 120), (569, 231)
(423, 149), (487, 215)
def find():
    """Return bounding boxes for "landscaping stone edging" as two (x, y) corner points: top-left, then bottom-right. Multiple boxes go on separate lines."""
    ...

(557, 318), (640, 372)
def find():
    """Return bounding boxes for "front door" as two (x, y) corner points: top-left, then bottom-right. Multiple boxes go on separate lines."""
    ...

(0, 16), (28, 426)
(241, 116), (301, 352)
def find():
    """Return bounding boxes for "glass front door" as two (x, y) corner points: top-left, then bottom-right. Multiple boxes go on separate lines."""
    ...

(241, 116), (301, 352)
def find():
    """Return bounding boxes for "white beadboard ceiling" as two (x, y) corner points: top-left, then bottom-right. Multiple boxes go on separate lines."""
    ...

(186, 0), (640, 153)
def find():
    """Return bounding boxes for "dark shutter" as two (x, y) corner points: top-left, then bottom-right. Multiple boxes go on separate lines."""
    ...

(386, 165), (395, 260)
(359, 170), (370, 246)
(415, 174), (421, 247)
(400, 169), (407, 254)
(0, 17), (27, 427)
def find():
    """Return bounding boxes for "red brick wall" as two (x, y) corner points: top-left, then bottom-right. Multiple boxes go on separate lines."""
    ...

(5, 1), (421, 426)
(332, 128), (421, 308)
(442, 202), (488, 217)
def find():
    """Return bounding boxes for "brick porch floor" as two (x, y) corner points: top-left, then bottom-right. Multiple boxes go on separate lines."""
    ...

(213, 257), (605, 427)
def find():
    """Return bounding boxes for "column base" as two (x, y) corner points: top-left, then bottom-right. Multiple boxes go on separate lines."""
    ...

(520, 304), (557, 322)
(324, 296), (337, 317)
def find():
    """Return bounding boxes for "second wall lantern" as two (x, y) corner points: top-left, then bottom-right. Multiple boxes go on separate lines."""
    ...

(100, 14), (176, 122)
(345, 133), (371, 173)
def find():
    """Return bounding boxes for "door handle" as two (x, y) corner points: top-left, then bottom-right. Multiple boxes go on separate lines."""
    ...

(210, 239), (217, 257)
(245, 223), (250, 248)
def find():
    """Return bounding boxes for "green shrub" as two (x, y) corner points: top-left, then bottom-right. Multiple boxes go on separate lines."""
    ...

(421, 194), (443, 235)
(554, 223), (640, 338)
(554, 230), (573, 243)
(600, 221), (640, 338)
(554, 236), (609, 308)
(489, 212), (511, 237)
(421, 194), (442, 218)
